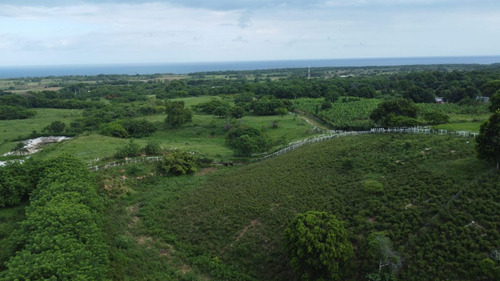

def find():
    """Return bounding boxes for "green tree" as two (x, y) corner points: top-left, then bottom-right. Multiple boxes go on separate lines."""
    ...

(230, 106), (245, 119)
(370, 99), (419, 127)
(42, 121), (66, 134)
(0, 105), (35, 120)
(481, 80), (500, 97)
(144, 140), (162, 155)
(489, 90), (500, 113)
(367, 232), (402, 275)
(476, 110), (500, 170)
(403, 86), (435, 103)
(114, 140), (140, 159)
(213, 105), (231, 118)
(159, 150), (197, 176)
(284, 211), (353, 281)
(225, 125), (270, 157)
(99, 122), (129, 138)
(165, 100), (192, 128)
(275, 107), (288, 118)
(121, 119), (157, 137)
(422, 112), (449, 125)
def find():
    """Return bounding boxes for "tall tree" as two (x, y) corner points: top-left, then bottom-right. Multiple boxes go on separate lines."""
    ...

(369, 98), (419, 127)
(489, 90), (500, 113)
(284, 211), (353, 281)
(165, 100), (192, 129)
(476, 110), (500, 170)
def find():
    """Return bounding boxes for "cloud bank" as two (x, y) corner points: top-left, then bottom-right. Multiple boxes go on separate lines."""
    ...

(0, 0), (498, 66)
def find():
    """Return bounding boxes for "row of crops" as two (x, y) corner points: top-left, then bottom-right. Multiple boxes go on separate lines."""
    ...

(293, 97), (381, 130)
(293, 97), (490, 130)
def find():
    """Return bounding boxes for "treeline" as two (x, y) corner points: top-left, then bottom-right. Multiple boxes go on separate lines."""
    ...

(10, 66), (500, 107)
(0, 156), (109, 280)
(0, 90), (101, 110)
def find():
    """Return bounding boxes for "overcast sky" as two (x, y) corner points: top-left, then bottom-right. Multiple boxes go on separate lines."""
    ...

(0, 0), (499, 66)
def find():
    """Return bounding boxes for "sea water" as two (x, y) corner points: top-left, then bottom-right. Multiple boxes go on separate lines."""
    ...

(0, 56), (499, 79)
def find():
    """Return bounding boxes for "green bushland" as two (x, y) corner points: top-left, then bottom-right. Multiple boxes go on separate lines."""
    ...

(0, 204), (26, 271)
(0, 156), (108, 280)
(135, 134), (499, 280)
(101, 166), (255, 280)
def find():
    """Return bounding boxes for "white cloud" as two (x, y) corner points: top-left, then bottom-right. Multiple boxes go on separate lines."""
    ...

(0, 1), (498, 65)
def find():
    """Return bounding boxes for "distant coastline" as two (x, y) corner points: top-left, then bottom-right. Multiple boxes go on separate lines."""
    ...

(0, 56), (499, 79)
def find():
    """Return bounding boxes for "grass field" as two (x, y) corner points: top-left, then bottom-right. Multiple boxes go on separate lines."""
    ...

(0, 108), (82, 155)
(28, 109), (318, 163)
(434, 113), (489, 132)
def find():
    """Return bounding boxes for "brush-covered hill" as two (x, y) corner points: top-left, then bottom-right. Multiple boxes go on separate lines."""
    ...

(139, 134), (499, 281)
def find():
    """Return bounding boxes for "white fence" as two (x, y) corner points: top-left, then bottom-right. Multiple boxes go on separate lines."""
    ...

(262, 126), (478, 160)
(88, 156), (162, 172)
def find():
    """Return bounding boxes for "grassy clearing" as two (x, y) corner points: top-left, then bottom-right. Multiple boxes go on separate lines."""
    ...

(435, 122), (484, 132)
(35, 111), (318, 163)
(0, 108), (82, 155)
(172, 96), (227, 107)
(434, 113), (489, 132)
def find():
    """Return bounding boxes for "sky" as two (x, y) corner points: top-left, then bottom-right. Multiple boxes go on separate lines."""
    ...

(0, 0), (499, 66)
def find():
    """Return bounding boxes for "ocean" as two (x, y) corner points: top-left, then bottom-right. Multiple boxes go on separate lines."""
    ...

(0, 56), (499, 79)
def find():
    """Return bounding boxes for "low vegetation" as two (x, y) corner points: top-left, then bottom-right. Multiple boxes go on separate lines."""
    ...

(1, 64), (500, 280)
(130, 134), (499, 280)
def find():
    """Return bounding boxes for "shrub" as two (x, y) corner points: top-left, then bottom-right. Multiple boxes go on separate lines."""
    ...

(114, 140), (141, 159)
(42, 121), (66, 134)
(225, 125), (270, 157)
(144, 140), (162, 155)
(284, 211), (353, 281)
(364, 180), (384, 193)
(99, 122), (129, 138)
(0, 106), (35, 120)
(422, 112), (449, 125)
(370, 99), (418, 127)
(121, 119), (157, 138)
(159, 150), (197, 176)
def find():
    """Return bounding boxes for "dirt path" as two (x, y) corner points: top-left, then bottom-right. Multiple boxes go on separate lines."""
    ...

(294, 109), (330, 131)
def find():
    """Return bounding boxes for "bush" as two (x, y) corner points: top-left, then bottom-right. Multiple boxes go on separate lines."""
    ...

(114, 140), (141, 159)
(225, 125), (270, 157)
(0, 105), (35, 120)
(159, 150), (197, 176)
(422, 112), (449, 125)
(144, 140), (162, 155)
(99, 122), (129, 138)
(165, 101), (193, 128)
(284, 211), (353, 281)
(42, 121), (66, 134)
(121, 119), (157, 138)
(370, 99), (418, 127)
(364, 180), (384, 193)
(385, 115), (421, 127)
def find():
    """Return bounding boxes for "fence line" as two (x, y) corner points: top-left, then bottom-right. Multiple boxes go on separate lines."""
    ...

(88, 156), (162, 172)
(262, 126), (478, 160)
(87, 126), (478, 170)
